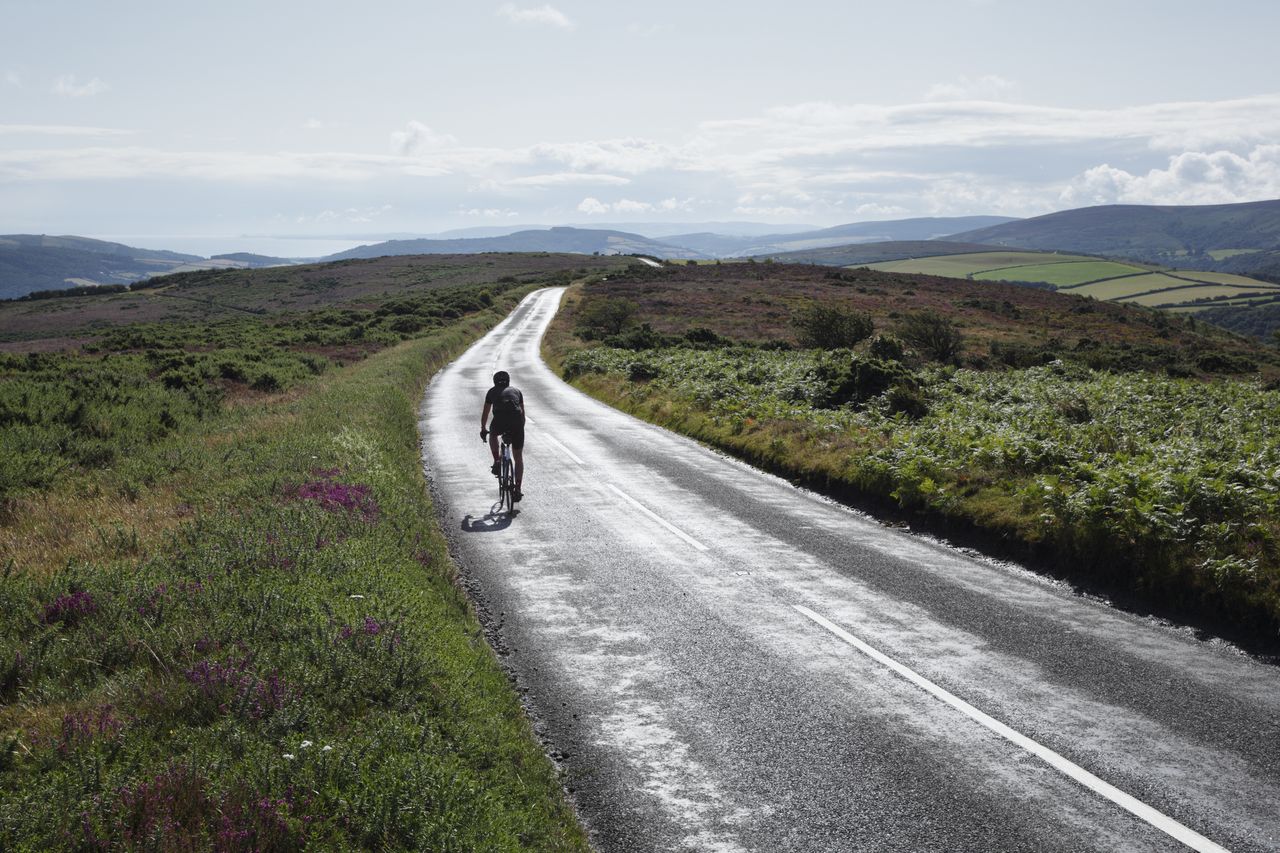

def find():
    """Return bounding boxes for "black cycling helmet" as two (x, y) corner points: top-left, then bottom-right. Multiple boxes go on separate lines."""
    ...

(493, 370), (510, 387)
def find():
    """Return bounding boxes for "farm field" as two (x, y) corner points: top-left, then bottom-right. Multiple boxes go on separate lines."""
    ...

(972, 260), (1144, 287)
(868, 251), (1098, 277)
(1120, 283), (1280, 307)
(862, 249), (1280, 312)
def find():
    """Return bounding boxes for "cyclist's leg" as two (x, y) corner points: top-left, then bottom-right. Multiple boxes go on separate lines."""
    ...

(488, 430), (500, 463)
(512, 446), (523, 489)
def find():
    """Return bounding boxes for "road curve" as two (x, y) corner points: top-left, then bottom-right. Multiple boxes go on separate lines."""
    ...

(420, 288), (1280, 853)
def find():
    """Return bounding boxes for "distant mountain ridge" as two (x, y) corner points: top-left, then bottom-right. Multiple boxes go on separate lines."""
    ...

(663, 216), (1017, 257)
(323, 216), (1019, 263)
(949, 199), (1280, 281)
(0, 235), (295, 300)
(323, 227), (706, 261)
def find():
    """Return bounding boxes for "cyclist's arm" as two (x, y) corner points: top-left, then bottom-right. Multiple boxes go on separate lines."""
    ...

(480, 401), (492, 429)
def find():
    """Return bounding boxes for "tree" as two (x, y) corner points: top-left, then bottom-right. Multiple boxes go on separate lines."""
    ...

(791, 303), (874, 349)
(899, 311), (964, 363)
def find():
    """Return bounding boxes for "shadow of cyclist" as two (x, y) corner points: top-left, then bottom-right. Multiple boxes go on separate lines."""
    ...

(461, 509), (518, 533)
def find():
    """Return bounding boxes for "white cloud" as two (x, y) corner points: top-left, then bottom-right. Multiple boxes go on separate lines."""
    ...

(0, 124), (133, 137)
(577, 197), (610, 215)
(577, 196), (694, 215)
(925, 74), (1016, 102)
(293, 204), (391, 225)
(391, 121), (458, 156)
(52, 74), (109, 97)
(497, 3), (574, 29)
(1061, 145), (1280, 207)
(462, 207), (520, 217)
(303, 118), (325, 130)
(503, 172), (631, 188)
(4, 71), (20, 88)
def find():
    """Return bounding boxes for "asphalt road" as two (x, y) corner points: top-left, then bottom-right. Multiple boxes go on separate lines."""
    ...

(420, 288), (1280, 852)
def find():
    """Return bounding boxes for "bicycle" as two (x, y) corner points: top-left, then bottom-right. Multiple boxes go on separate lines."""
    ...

(496, 436), (517, 514)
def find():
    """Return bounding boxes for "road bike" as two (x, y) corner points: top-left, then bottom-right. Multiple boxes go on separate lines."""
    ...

(496, 437), (516, 514)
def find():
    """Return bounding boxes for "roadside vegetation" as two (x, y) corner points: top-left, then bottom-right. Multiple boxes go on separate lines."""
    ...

(0, 258), (610, 850)
(548, 263), (1280, 645)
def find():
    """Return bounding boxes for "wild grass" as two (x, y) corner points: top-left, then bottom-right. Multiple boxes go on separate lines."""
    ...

(550, 279), (1280, 643)
(0, 286), (589, 850)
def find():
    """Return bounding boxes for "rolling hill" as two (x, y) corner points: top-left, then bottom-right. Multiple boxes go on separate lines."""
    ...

(948, 199), (1280, 278)
(662, 215), (1017, 257)
(323, 227), (706, 261)
(0, 235), (208, 300)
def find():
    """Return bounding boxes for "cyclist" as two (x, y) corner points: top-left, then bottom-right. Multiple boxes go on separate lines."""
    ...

(480, 370), (525, 502)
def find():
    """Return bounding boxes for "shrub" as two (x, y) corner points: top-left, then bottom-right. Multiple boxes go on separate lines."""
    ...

(899, 311), (964, 363)
(868, 334), (905, 361)
(885, 382), (929, 419)
(575, 296), (638, 340)
(791, 303), (874, 349)
(814, 355), (914, 408)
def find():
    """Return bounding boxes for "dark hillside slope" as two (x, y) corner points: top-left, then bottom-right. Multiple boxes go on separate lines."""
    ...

(753, 240), (1008, 266)
(950, 199), (1280, 259)
(0, 235), (203, 299)
(324, 227), (704, 261)
(663, 216), (1017, 257)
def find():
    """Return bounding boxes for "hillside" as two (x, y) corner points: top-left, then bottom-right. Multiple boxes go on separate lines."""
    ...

(0, 235), (206, 299)
(662, 216), (1017, 257)
(751, 240), (1006, 266)
(949, 199), (1280, 264)
(323, 227), (705, 261)
(546, 262), (1280, 644)
(0, 253), (631, 344)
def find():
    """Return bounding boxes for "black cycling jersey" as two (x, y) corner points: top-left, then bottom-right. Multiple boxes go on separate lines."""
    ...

(486, 385), (525, 448)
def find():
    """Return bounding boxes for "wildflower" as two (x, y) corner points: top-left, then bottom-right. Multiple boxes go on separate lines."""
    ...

(41, 590), (98, 626)
(283, 753), (296, 760)
(299, 740), (313, 749)
(322, 745), (333, 752)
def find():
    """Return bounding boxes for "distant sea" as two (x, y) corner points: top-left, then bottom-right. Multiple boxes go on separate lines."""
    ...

(91, 235), (373, 259)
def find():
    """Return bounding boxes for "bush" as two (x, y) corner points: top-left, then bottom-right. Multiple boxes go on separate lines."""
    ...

(885, 382), (929, 419)
(791, 303), (874, 349)
(574, 296), (637, 340)
(900, 311), (964, 363)
(868, 334), (905, 361)
(814, 355), (914, 408)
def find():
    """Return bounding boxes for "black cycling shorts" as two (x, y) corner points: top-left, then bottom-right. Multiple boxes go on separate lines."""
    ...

(491, 418), (525, 450)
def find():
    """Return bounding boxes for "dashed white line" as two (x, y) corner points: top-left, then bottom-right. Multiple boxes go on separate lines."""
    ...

(541, 430), (585, 465)
(792, 605), (1230, 853)
(607, 484), (709, 552)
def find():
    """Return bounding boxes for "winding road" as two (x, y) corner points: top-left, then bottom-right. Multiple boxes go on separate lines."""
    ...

(419, 288), (1280, 852)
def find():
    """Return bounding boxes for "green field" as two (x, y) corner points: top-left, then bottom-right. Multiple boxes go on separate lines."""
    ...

(1120, 284), (1280, 307)
(1208, 249), (1261, 260)
(975, 261), (1144, 287)
(868, 251), (1095, 277)
(864, 250), (1279, 311)
(1166, 270), (1277, 287)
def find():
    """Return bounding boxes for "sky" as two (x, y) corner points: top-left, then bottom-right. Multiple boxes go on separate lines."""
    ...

(3, 0), (1280, 253)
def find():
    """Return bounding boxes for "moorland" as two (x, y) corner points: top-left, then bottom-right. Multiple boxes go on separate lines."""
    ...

(0, 253), (629, 849)
(547, 261), (1280, 648)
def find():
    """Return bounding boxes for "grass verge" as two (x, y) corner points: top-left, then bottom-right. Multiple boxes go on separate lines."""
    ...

(546, 284), (1280, 652)
(1, 289), (589, 850)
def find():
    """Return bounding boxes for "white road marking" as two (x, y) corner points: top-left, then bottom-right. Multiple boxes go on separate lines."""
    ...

(541, 431), (585, 465)
(607, 484), (709, 552)
(792, 605), (1231, 853)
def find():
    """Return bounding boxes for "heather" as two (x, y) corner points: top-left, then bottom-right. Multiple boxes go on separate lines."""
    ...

(550, 271), (1280, 642)
(1, 284), (590, 850)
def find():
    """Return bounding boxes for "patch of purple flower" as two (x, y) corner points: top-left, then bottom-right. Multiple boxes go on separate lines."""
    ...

(58, 705), (123, 754)
(76, 766), (310, 850)
(288, 479), (379, 522)
(186, 657), (291, 721)
(41, 590), (98, 626)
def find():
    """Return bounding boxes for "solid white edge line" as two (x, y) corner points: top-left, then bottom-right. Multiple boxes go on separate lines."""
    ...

(792, 605), (1230, 853)
(607, 484), (709, 552)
